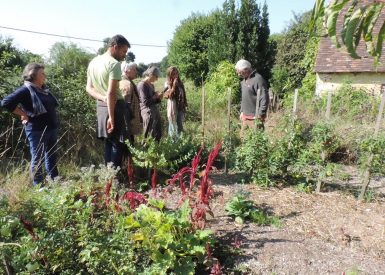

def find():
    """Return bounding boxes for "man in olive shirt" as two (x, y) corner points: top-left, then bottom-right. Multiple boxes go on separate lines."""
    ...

(86, 34), (130, 168)
(235, 59), (269, 134)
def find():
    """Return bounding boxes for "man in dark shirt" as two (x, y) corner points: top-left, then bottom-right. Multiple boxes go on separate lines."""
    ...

(235, 59), (269, 135)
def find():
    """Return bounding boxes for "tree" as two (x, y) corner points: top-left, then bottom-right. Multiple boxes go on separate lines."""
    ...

(207, 0), (238, 71)
(207, 0), (274, 82)
(270, 12), (312, 93)
(311, 0), (385, 60)
(48, 42), (94, 76)
(137, 62), (148, 77)
(168, 13), (217, 86)
(126, 52), (135, 62)
(97, 37), (110, 55)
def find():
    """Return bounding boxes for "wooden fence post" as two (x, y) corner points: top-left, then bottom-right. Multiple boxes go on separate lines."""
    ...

(293, 89), (299, 115)
(225, 87), (232, 174)
(325, 91), (333, 120)
(359, 86), (385, 200)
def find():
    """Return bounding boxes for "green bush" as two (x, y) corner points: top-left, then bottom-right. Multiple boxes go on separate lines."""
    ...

(358, 135), (385, 176)
(235, 129), (271, 186)
(0, 165), (213, 274)
(316, 83), (380, 120)
(205, 60), (240, 107)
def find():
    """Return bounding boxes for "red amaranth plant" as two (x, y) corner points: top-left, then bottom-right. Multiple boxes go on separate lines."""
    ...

(200, 142), (221, 204)
(20, 215), (37, 240)
(210, 261), (222, 275)
(166, 142), (222, 229)
(120, 191), (147, 210)
(104, 179), (112, 206)
(127, 156), (134, 185)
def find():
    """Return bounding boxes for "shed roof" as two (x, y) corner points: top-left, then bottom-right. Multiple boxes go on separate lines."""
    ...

(315, 0), (385, 73)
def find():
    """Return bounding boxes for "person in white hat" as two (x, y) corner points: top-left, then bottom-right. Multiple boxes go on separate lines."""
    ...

(235, 59), (269, 135)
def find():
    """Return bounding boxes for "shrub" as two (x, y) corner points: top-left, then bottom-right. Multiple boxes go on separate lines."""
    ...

(0, 165), (214, 274)
(205, 61), (240, 107)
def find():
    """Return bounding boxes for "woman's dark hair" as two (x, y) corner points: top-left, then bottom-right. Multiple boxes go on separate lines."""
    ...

(22, 62), (45, 82)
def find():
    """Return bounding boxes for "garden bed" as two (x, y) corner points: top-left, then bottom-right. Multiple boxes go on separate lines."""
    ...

(199, 171), (385, 274)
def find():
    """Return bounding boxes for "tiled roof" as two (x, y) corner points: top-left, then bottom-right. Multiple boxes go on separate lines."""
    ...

(315, 0), (385, 73)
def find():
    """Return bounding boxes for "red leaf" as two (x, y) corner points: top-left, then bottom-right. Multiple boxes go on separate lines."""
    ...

(121, 191), (147, 210)
(20, 215), (37, 240)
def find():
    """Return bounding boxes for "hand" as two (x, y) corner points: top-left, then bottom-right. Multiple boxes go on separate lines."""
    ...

(107, 118), (114, 134)
(21, 115), (29, 125)
(239, 112), (243, 120)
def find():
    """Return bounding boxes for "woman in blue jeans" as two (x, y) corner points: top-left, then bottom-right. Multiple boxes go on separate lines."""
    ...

(1, 62), (59, 186)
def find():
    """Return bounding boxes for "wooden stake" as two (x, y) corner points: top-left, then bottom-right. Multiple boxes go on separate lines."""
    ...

(293, 89), (299, 115)
(359, 86), (385, 200)
(225, 87), (232, 174)
(325, 91), (332, 120)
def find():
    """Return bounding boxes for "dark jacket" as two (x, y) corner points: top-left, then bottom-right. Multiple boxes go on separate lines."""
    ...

(240, 70), (268, 117)
(1, 85), (58, 131)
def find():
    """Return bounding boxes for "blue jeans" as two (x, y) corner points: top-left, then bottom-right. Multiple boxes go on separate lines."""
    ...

(25, 128), (59, 186)
(104, 139), (127, 169)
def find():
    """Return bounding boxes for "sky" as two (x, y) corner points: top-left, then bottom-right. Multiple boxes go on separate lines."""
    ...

(0, 0), (314, 64)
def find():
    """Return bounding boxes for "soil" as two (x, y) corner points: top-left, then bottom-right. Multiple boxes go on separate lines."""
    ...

(164, 168), (385, 275)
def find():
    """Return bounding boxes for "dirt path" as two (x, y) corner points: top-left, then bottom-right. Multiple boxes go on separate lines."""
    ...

(205, 172), (385, 275)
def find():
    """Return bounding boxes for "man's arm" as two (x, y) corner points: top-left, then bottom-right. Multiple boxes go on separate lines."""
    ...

(86, 77), (107, 102)
(106, 79), (118, 133)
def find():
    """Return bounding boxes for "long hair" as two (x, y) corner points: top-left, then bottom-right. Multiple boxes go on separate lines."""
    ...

(166, 66), (180, 86)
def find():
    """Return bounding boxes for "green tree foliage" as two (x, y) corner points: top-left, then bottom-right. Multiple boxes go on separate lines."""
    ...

(311, 0), (385, 60)
(126, 51), (135, 62)
(207, 0), (274, 82)
(48, 42), (94, 76)
(207, 0), (238, 72)
(270, 12), (312, 94)
(168, 13), (217, 86)
(97, 37), (110, 55)
(45, 43), (99, 163)
(159, 55), (169, 74)
(205, 61), (240, 107)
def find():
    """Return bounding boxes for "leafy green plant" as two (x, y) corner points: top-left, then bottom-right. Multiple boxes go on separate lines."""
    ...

(291, 121), (340, 190)
(127, 135), (199, 174)
(317, 83), (380, 121)
(225, 192), (280, 226)
(268, 116), (306, 180)
(235, 129), (271, 187)
(358, 135), (385, 176)
(205, 60), (240, 106)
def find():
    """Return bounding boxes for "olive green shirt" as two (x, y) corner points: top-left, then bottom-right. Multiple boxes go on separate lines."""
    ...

(87, 53), (123, 100)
